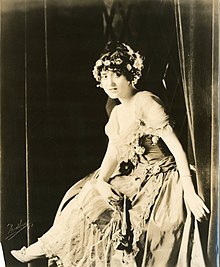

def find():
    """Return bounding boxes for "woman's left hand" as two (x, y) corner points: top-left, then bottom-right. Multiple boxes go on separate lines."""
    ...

(96, 179), (121, 206)
(184, 190), (210, 222)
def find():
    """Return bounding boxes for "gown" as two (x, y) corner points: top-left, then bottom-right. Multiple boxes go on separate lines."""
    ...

(38, 91), (206, 267)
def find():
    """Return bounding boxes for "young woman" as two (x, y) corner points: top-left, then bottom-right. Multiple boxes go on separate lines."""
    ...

(11, 42), (209, 267)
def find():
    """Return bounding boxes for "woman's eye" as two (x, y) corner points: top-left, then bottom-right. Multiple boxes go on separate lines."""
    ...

(114, 71), (121, 77)
(101, 74), (108, 79)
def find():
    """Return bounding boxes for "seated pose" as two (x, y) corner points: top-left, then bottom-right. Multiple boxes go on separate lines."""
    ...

(11, 42), (209, 267)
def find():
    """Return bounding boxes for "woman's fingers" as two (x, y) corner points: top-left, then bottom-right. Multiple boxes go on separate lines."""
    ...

(197, 205), (207, 216)
(192, 206), (203, 217)
(196, 198), (210, 218)
(108, 192), (120, 201)
(97, 181), (121, 203)
(184, 193), (210, 222)
(104, 185), (120, 200)
(201, 202), (210, 214)
(193, 203), (209, 221)
(193, 209), (204, 222)
(196, 196), (210, 212)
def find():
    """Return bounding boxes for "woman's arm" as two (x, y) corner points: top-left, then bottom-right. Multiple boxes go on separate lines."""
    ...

(161, 130), (210, 221)
(96, 142), (121, 203)
(97, 141), (118, 182)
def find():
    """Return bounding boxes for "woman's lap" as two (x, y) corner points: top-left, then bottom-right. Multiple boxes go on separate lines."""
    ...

(39, 167), (187, 266)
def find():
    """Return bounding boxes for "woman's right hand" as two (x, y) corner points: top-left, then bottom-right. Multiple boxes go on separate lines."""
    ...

(184, 189), (210, 222)
(96, 179), (121, 205)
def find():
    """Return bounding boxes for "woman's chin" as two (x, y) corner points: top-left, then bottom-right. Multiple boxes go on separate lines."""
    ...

(106, 92), (118, 99)
(109, 96), (118, 99)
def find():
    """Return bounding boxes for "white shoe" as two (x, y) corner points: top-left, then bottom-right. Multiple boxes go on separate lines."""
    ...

(11, 245), (44, 263)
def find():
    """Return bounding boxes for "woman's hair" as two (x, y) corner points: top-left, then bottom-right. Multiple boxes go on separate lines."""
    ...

(92, 41), (144, 86)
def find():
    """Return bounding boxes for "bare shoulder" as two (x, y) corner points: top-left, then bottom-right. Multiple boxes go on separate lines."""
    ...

(135, 90), (160, 106)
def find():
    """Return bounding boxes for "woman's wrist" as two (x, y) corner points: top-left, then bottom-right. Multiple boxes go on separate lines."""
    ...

(180, 175), (196, 194)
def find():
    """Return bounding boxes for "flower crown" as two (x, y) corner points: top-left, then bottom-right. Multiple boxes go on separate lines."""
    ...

(92, 42), (144, 86)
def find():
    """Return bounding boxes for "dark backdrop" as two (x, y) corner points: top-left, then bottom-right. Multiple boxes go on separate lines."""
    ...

(1, 1), (188, 266)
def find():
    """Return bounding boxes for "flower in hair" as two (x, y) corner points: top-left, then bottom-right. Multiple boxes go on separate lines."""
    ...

(115, 58), (123, 65)
(92, 67), (100, 81)
(92, 42), (144, 85)
(104, 60), (111, 66)
(133, 54), (143, 70)
(127, 64), (132, 71)
(123, 43), (134, 56)
(96, 59), (103, 67)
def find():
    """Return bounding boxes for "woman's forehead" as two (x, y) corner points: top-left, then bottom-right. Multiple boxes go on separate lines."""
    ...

(100, 69), (115, 75)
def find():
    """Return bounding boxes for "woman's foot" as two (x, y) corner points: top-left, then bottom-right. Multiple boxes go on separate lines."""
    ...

(11, 242), (45, 263)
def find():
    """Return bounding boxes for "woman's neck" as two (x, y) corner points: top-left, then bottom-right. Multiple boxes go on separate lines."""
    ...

(118, 88), (137, 106)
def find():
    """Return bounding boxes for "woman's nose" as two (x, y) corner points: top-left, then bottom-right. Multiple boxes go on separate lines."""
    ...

(107, 74), (115, 85)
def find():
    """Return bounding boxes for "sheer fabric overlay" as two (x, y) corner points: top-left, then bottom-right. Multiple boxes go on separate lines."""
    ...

(38, 91), (205, 267)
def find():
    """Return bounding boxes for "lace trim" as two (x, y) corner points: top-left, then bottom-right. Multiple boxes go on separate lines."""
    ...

(110, 120), (173, 162)
(38, 158), (176, 266)
(130, 172), (165, 253)
(38, 206), (123, 266)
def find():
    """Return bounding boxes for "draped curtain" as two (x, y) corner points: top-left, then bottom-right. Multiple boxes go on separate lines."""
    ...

(174, 0), (219, 266)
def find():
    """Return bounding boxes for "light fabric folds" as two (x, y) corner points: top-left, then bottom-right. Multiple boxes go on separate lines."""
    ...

(41, 91), (207, 267)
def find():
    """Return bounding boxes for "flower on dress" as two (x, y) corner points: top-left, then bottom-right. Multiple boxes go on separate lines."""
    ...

(146, 163), (161, 175)
(152, 136), (159, 145)
(134, 146), (145, 155)
(151, 164), (161, 175)
(119, 160), (134, 175)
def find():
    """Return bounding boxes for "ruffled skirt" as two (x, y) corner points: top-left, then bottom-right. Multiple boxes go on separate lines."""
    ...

(38, 156), (205, 267)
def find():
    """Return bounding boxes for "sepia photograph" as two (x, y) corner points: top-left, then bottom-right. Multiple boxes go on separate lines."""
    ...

(0, 0), (219, 266)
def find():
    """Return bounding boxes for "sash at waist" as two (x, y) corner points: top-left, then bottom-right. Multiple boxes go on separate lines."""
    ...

(110, 156), (176, 198)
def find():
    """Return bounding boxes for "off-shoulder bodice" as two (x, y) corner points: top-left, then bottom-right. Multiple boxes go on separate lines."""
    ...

(105, 91), (173, 162)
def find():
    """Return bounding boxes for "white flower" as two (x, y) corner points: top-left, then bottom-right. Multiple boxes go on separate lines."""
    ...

(152, 136), (159, 145)
(124, 43), (134, 56)
(96, 59), (103, 67)
(132, 77), (138, 86)
(151, 164), (161, 175)
(135, 146), (145, 155)
(133, 54), (143, 70)
(133, 60), (140, 69)
(92, 68), (99, 81)
(115, 58), (123, 65)
(127, 64), (132, 71)
(104, 60), (111, 66)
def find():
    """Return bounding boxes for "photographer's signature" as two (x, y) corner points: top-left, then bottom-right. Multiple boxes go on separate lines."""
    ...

(6, 219), (33, 240)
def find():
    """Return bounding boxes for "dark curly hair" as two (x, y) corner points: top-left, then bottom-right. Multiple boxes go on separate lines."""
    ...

(92, 42), (144, 86)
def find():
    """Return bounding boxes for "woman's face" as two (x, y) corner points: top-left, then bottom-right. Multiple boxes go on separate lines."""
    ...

(100, 70), (132, 99)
